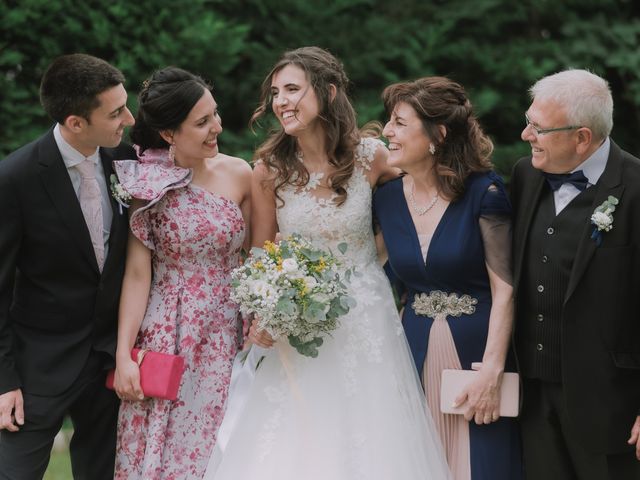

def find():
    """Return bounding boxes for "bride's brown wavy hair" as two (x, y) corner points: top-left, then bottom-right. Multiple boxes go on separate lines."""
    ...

(382, 77), (493, 201)
(250, 46), (360, 206)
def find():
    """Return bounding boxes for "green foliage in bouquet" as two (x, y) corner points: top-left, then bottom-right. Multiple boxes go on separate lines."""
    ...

(232, 234), (356, 357)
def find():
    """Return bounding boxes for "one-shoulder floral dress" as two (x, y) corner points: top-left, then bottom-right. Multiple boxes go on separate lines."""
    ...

(112, 149), (245, 480)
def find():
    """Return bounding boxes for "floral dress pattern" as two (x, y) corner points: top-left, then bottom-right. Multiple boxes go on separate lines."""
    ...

(113, 148), (245, 480)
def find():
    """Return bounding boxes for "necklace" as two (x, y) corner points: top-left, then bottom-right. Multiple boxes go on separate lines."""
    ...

(408, 179), (439, 216)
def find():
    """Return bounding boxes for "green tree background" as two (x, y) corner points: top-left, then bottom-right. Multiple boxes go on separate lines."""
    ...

(2, 0), (640, 179)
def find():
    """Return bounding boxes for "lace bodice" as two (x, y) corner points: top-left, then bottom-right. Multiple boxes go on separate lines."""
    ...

(276, 138), (383, 268)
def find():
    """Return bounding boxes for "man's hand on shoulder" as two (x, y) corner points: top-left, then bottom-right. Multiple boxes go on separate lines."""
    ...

(0, 388), (24, 432)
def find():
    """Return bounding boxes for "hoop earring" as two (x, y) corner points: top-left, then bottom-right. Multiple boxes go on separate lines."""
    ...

(429, 143), (436, 155)
(168, 144), (176, 163)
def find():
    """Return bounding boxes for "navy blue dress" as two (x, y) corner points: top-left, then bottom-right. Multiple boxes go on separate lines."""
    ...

(373, 172), (522, 480)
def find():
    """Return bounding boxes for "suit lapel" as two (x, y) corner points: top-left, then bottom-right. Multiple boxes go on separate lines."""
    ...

(37, 130), (100, 273)
(564, 141), (625, 303)
(513, 162), (546, 292)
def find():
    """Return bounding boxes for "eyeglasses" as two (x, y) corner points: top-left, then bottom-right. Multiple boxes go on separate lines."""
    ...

(524, 113), (582, 135)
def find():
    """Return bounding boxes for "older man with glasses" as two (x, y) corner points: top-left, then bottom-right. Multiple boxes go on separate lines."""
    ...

(510, 69), (640, 479)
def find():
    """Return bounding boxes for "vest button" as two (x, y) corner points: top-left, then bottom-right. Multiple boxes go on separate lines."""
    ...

(537, 314), (544, 322)
(537, 343), (544, 351)
(537, 284), (544, 293)
(547, 227), (555, 235)
(542, 255), (548, 263)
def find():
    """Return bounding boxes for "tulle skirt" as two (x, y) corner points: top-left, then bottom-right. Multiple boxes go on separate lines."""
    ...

(204, 264), (451, 480)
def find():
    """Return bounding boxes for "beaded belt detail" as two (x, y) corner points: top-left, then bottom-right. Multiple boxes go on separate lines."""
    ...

(412, 290), (478, 318)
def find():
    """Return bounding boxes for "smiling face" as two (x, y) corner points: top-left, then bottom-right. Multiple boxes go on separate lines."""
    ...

(79, 83), (134, 153)
(170, 88), (222, 163)
(521, 97), (583, 173)
(270, 64), (321, 137)
(383, 101), (433, 171)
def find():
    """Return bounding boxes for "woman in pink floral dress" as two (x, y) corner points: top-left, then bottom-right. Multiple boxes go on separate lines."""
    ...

(111, 67), (251, 479)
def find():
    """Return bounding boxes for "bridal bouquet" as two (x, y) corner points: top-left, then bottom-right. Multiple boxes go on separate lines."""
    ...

(231, 234), (356, 358)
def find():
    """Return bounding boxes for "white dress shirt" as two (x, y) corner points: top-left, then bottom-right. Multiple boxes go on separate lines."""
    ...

(53, 124), (113, 256)
(553, 137), (610, 215)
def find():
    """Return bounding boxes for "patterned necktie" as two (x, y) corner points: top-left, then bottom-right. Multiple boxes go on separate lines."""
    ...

(542, 170), (589, 192)
(76, 159), (105, 271)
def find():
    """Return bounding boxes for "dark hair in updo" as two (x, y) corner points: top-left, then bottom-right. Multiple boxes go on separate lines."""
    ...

(131, 67), (211, 152)
(382, 76), (493, 201)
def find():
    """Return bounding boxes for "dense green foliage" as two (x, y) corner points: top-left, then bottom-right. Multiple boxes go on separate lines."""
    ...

(3, 0), (640, 176)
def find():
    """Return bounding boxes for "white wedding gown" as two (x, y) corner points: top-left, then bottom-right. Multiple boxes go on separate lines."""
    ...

(204, 138), (451, 480)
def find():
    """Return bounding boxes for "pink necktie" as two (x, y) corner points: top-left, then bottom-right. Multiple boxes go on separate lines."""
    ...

(76, 159), (105, 271)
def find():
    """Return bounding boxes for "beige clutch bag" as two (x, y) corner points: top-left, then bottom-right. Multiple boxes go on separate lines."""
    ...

(440, 363), (520, 417)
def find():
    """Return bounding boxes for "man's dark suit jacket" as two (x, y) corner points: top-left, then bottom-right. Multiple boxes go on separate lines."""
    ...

(0, 128), (135, 397)
(511, 139), (640, 454)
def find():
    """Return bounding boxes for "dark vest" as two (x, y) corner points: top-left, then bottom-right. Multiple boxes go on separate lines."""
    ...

(517, 185), (597, 382)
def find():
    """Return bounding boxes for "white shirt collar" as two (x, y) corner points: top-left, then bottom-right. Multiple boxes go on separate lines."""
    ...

(53, 124), (101, 167)
(571, 136), (610, 186)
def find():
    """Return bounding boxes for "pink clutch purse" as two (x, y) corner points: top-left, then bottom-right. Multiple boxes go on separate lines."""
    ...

(440, 363), (520, 417)
(106, 348), (186, 401)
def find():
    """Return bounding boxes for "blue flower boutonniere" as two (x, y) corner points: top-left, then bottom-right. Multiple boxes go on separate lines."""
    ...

(110, 174), (132, 214)
(590, 195), (618, 246)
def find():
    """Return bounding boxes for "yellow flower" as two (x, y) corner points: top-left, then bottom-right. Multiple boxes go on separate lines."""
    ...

(254, 261), (265, 271)
(264, 240), (278, 255)
(313, 257), (327, 273)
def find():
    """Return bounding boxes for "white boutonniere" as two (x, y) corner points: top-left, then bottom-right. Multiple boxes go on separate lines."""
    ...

(590, 195), (618, 246)
(110, 174), (132, 214)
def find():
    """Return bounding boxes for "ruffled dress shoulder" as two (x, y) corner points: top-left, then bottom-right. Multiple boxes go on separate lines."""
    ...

(113, 146), (192, 250)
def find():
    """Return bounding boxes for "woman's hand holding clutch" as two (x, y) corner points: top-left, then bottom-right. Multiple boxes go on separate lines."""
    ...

(453, 363), (503, 425)
(114, 355), (145, 401)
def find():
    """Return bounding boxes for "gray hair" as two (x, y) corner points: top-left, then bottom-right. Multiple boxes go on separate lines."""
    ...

(530, 69), (613, 140)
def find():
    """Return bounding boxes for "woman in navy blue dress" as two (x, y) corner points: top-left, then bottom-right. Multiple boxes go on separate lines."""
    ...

(373, 77), (522, 480)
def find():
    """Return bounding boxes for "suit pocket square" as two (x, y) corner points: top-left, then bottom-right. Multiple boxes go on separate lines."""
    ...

(611, 352), (640, 370)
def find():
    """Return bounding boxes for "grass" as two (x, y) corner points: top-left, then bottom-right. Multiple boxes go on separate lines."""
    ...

(43, 423), (73, 480)
(44, 450), (72, 480)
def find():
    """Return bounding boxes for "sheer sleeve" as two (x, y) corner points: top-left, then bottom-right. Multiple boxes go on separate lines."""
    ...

(479, 184), (513, 286)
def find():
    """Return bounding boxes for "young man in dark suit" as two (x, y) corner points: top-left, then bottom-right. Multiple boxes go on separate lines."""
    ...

(0, 53), (135, 479)
(511, 69), (640, 479)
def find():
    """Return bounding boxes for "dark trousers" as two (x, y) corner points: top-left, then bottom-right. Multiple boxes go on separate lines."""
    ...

(0, 352), (120, 480)
(521, 378), (640, 480)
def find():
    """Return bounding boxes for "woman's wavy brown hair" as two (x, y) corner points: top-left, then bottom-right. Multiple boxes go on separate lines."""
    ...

(250, 46), (360, 206)
(382, 77), (493, 200)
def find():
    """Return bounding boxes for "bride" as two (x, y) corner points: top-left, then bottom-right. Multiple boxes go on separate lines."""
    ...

(204, 46), (451, 480)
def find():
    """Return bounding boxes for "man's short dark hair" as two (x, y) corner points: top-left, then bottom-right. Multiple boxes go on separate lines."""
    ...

(40, 53), (125, 124)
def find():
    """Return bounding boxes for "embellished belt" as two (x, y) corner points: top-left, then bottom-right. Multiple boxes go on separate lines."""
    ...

(412, 290), (477, 318)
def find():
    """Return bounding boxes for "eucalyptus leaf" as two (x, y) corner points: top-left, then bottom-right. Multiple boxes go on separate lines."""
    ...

(300, 248), (322, 261)
(303, 301), (327, 323)
(276, 298), (297, 315)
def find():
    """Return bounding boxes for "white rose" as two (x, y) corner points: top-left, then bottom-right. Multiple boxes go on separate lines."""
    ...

(250, 279), (270, 297)
(303, 276), (318, 289)
(281, 258), (299, 273)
